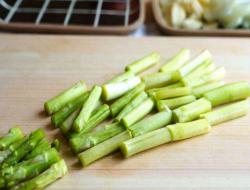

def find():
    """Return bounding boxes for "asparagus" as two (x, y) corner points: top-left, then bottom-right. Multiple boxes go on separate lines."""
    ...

(146, 82), (184, 96)
(44, 81), (87, 115)
(128, 108), (172, 137)
(0, 148), (60, 188)
(24, 139), (51, 160)
(0, 127), (23, 150)
(102, 77), (141, 101)
(182, 66), (226, 87)
(173, 98), (212, 123)
(11, 160), (67, 190)
(110, 83), (145, 117)
(70, 122), (125, 153)
(125, 52), (160, 74)
(1, 128), (45, 168)
(166, 82), (184, 88)
(120, 128), (172, 158)
(115, 91), (148, 121)
(200, 100), (250, 126)
(78, 131), (132, 167)
(51, 92), (89, 127)
(204, 81), (250, 107)
(74, 85), (102, 132)
(157, 95), (196, 111)
(107, 70), (135, 84)
(122, 98), (154, 128)
(159, 48), (191, 73)
(175, 50), (212, 78)
(192, 81), (225, 98)
(152, 87), (191, 100)
(167, 119), (211, 141)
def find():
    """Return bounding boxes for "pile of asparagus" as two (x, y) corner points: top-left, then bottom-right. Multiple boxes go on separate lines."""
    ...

(0, 127), (67, 189)
(44, 49), (250, 167)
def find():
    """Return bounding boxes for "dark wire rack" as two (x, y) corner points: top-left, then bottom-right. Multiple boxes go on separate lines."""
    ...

(0, 0), (144, 34)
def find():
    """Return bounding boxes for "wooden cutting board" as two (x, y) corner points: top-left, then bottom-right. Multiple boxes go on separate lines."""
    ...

(0, 34), (250, 190)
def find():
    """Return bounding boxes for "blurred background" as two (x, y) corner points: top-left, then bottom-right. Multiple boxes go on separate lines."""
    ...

(1, 0), (250, 36)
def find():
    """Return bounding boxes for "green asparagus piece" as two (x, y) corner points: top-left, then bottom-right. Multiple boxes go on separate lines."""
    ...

(142, 72), (178, 90)
(165, 82), (184, 88)
(125, 52), (160, 74)
(107, 70), (135, 84)
(200, 100), (250, 126)
(115, 91), (148, 121)
(74, 85), (102, 132)
(0, 127), (23, 150)
(157, 95), (196, 111)
(59, 107), (81, 136)
(204, 81), (250, 107)
(167, 119), (211, 141)
(153, 87), (191, 100)
(182, 66), (226, 87)
(51, 139), (61, 151)
(192, 81), (225, 98)
(70, 122), (125, 153)
(159, 48), (191, 73)
(175, 50), (212, 78)
(1, 128), (45, 168)
(128, 108), (172, 137)
(11, 160), (68, 190)
(146, 82), (184, 96)
(0, 148), (60, 188)
(173, 98), (212, 123)
(0, 137), (27, 164)
(110, 83), (145, 117)
(44, 81), (87, 115)
(51, 92), (89, 127)
(24, 139), (51, 160)
(122, 98), (154, 128)
(102, 77), (141, 101)
(120, 128), (172, 158)
(78, 131), (132, 167)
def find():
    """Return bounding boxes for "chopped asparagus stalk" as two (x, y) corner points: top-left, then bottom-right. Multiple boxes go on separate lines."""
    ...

(182, 59), (214, 81)
(192, 81), (225, 98)
(167, 119), (211, 141)
(78, 131), (132, 167)
(11, 160), (68, 190)
(73, 104), (110, 135)
(1, 129), (45, 168)
(74, 85), (102, 132)
(146, 82), (184, 96)
(142, 72), (178, 90)
(165, 82), (184, 88)
(125, 52), (160, 74)
(59, 107), (81, 136)
(182, 66), (226, 87)
(159, 48), (191, 73)
(120, 128), (172, 158)
(115, 91), (148, 121)
(24, 139), (51, 160)
(102, 77), (141, 101)
(110, 83), (145, 117)
(157, 95), (196, 111)
(153, 87), (191, 100)
(0, 127), (23, 150)
(70, 122), (125, 153)
(176, 50), (212, 78)
(44, 81), (87, 115)
(200, 100), (250, 126)
(0, 148), (60, 188)
(0, 137), (27, 164)
(204, 81), (250, 107)
(51, 139), (61, 151)
(122, 98), (154, 128)
(51, 92), (89, 127)
(128, 108), (172, 137)
(173, 98), (212, 123)
(107, 70), (135, 84)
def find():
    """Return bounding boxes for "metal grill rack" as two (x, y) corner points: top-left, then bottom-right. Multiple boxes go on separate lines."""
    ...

(0, 0), (143, 34)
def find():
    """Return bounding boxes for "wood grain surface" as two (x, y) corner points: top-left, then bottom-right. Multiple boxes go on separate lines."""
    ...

(0, 35), (250, 190)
